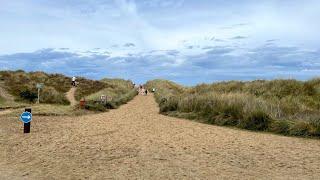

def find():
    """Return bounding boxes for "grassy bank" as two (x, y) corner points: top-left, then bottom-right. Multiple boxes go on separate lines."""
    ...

(146, 79), (320, 138)
(83, 79), (137, 111)
(0, 70), (137, 114)
(0, 70), (71, 105)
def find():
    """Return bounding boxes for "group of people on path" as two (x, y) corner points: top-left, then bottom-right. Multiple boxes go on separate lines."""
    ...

(138, 85), (148, 95)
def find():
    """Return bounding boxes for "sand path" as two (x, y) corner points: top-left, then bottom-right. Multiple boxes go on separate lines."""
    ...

(1, 95), (320, 179)
(66, 87), (77, 106)
(0, 82), (14, 102)
(0, 109), (13, 116)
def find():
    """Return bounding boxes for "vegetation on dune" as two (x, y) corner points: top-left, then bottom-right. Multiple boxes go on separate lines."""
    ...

(146, 78), (320, 138)
(0, 70), (137, 113)
(83, 78), (137, 111)
(74, 77), (106, 101)
(0, 70), (71, 104)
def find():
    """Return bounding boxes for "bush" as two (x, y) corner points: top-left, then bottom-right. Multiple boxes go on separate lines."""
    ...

(238, 110), (271, 131)
(40, 86), (69, 105)
(85, 103), (106, 112)
(309, 118), (320, 136)
(214, 115), (239, 126)
(289, 121), (311, 136)
(159, 96), (179, 113)
(269, 120), (291, 135)
(19, 89), (37, 102)
(220, 104), (243, 120)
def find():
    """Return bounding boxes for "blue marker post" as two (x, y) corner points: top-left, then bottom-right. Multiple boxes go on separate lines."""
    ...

(20, 108), (32, 133)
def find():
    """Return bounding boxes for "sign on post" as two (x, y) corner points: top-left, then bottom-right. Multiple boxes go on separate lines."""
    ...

(20, 111), (32, 123)
(100, 95), (107, 103)
(36, 83), (44, 89)
(20, 109), (32, 133)
(36, 83), (44, 104)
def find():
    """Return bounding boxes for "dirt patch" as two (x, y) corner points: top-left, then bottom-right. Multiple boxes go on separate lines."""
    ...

(1, 95), (320, 179)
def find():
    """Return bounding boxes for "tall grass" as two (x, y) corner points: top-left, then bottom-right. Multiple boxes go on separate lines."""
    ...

(146, 79), (320, 138)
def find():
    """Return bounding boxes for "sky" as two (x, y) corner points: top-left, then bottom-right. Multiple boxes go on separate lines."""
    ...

(0, 0), (320, 85)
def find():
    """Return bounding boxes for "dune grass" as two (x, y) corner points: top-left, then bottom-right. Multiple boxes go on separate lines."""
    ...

(0, 70), (137, 113)
(83, 79), (137, 111)
(0, 70), (71, 105)
(146, 78), (320, 138)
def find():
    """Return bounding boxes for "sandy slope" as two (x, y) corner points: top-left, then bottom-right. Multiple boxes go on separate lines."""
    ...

(0, 95), (320, 179)
(0, 82), (14, 102)
(66, 87), (77, 106)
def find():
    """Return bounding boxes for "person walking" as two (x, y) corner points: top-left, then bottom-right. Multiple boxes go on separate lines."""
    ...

(145, 89), (148, 95)
(72, 76), (76, 87)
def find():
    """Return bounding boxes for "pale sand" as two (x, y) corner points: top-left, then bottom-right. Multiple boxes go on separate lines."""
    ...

(66, 87), (77, 106)
(0, 109), (12, 116)
(1, 95), (320, 179)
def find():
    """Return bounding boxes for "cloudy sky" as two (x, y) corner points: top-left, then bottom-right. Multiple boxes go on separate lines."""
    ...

(0, 0), (319, 85)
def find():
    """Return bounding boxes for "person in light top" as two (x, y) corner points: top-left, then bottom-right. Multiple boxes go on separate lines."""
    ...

(72, 76), (76, 87)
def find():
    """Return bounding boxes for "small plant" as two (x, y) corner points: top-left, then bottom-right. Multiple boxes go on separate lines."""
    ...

(85, 103), (106, 112)
(159, 96), (179, 112)
(309, 118), (320, 136)
(289, 121), (311, 136)
(239, 110), (271, 131)
(19, 89), (37, 102)
(214, 115), (239, 126)
(269, 120), (291, 135)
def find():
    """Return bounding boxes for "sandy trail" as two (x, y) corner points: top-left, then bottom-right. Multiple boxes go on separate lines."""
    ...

(66, 87), (77, 106)
(0, 82), (14, 102)
(0, 95), (320, 179)
(0, 109), (12, 116)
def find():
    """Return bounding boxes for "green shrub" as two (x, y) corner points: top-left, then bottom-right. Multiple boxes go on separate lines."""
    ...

(220, 104), (243, 120)
(269, 120), (291, 135)
(238, 110), (271, 131)
(105, 101), (118, 109)
(40, 86), (69, 105)
(159, 96), (179, 112)
(309, 118), (320, 136)
(84, 103), (106, 112)
(214, 115), (239, 126)
(19, 89), (37, 102)
(289, 121), (311, 136)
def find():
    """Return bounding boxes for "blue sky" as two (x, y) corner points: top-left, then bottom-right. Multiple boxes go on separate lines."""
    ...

(0, 0), (319, 85)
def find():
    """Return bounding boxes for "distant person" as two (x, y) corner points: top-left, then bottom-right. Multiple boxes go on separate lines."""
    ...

(72, 76), (76, 87)
(145, 89), (148, 95)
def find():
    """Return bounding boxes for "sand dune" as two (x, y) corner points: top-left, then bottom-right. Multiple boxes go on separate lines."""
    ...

(1, 95), (320, 179)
